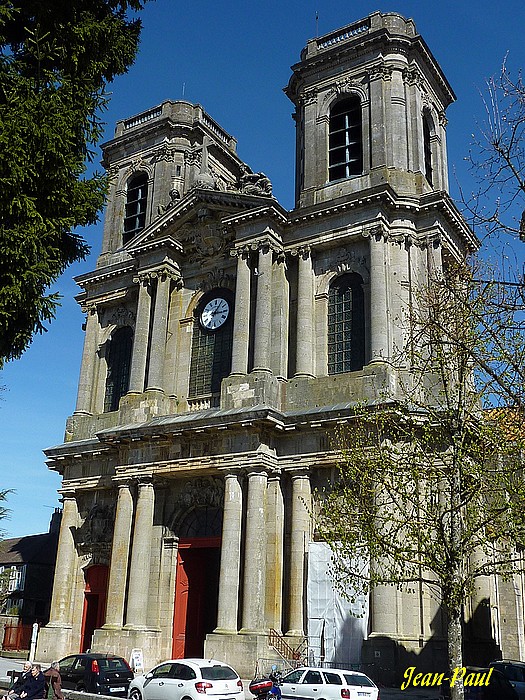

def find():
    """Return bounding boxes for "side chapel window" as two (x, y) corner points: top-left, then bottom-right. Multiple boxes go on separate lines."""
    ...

(423, 110), (433, 186)
(123, 172), (148, 244)
(188, 290), (234, 398)
(328, 96), (363, 181)
(328, 273), (365, 374)
(104, 326), (133, 412)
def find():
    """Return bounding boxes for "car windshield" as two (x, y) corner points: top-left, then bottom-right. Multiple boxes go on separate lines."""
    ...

(201, 666), (238, 681)
(98, 659), (130, 672)
(343, 675), (374, 688)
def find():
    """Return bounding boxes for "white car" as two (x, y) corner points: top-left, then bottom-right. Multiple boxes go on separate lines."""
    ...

(280, 667), (379, 700)
(128, 659), (244, 700)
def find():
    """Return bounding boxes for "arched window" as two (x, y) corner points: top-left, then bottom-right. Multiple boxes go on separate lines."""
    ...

(423, 111), (433, 186)
(123, 173), (148, 244)
(328, 273), (365, 374)
(104, 326), (133, 412)
(329, 96), (363, 181)
(188, 290), (234, 399)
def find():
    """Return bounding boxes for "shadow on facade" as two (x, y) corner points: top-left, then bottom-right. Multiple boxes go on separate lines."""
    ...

(358, 599), (500, 688)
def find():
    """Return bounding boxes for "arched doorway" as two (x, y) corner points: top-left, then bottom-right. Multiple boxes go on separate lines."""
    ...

(172, 506), (222, 658)
(80, 565), (108, 652)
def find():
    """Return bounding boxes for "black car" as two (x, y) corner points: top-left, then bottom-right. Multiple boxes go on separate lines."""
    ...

(59, 653), (134, 697)
(440, 667), (518, 700)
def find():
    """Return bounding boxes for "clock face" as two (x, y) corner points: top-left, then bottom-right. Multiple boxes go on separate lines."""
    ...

(200, 296), (230, 330)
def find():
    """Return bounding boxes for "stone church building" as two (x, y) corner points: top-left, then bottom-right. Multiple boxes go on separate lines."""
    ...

(36, 12), (525, 682)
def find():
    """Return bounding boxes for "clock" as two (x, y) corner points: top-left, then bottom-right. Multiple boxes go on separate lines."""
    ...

(200, 296), (231, 330)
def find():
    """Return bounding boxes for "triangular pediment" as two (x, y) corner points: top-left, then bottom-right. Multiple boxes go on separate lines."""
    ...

(124, 187), (281, 261)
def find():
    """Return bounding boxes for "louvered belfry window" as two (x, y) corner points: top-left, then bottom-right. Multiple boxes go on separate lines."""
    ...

(123, 173), (148, 243)
(329, 96), (363, 181)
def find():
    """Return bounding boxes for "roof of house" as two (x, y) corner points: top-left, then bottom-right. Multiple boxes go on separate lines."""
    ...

(0, 532), (58, 566)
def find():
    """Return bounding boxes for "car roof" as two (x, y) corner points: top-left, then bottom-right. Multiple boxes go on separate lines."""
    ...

(492, 661), (525, 667)
(158, 659), (235, 668)
(289, 668), (373, 679)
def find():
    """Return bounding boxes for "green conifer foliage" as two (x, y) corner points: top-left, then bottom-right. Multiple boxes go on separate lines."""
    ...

(0, 0), (150, 365)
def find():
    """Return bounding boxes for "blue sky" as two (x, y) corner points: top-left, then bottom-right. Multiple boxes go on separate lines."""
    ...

(1, 0), (525, 538)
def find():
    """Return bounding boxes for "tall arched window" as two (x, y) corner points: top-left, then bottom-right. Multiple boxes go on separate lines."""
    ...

(328, 273), (365, 374)
(423, 111), (433, 186)
(104, 326), (133, 412)
(329, 96), (363, 181)
(188, 290), (234, 399)
(123, 173), (148, 244)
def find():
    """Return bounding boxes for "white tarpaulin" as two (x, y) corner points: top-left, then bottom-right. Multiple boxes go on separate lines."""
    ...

(307, 542), (369, 667)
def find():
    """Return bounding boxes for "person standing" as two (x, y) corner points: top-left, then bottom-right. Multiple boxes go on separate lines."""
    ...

(43, 663), (63, 700)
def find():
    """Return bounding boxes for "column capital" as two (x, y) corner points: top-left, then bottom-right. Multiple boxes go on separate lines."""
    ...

(288, 466), (311, 480)
(362, 224), (387, 242)
(289, 244), (312, 259)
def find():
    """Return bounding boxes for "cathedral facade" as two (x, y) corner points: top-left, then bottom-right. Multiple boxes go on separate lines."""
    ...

(36, 12), (524, 682)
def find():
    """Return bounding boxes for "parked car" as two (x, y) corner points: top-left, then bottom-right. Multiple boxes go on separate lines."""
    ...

(128, 658), (244, 700)
(440, 667), (518, 700)
(279, 667), (379, 700)
(489, 661), (525, 700)
(59, 652), (134, 697)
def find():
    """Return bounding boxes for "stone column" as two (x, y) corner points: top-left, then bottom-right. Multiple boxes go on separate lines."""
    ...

(74, 305), (99, 415)
(287, 469), (311, 636)
(252, 244), (273, 373)
(125, 478), (155, 628)
(230, 249), (251, 375)
(241, 469), (268, 633)
(128, 275), (152, 394)
(295, 246), (315, 377)
(271, 254), (289, 379)
(103, 481), (134, 629)
(265, 471), (284, 631)
(47, 492), (79, 626)
(215, 470), (243, 632)
(146, 272), (172, 392)
(368, 228), (389, 363)
(369, 67), (388, 169)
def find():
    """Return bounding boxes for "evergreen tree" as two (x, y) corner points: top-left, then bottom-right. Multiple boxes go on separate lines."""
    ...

(0, 0), (151, 366)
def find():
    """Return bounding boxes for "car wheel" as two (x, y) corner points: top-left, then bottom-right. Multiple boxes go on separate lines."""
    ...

(75, 685), (86, 692)
(130, 689), (143, 700)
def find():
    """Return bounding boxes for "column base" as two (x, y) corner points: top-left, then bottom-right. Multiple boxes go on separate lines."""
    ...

(36, 624), (74, 664)
(92, 626), (162, 668)
(205, 632), (280, 680)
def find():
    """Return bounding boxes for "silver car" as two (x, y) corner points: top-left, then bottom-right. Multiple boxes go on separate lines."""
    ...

(128, 659), (244, 700)
(280, 668), (379, 700)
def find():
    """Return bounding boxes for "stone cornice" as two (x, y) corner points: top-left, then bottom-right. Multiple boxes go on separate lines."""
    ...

(74, 261), (136, 290)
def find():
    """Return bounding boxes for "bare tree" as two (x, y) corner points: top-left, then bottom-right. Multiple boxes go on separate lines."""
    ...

(317, 268), (525, 700)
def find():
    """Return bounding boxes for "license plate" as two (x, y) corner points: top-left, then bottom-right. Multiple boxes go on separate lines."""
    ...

(357, 694), (370, 697)
(110, 688), (126, 692)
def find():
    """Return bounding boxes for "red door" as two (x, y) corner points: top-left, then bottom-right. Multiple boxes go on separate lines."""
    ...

(172, 538), (220, 658)
(80, 565), (108, 652)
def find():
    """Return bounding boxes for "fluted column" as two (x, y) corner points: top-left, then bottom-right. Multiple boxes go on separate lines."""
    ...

(103, 481), (134, 629)
(287, 469), (311, 636)
(241, 469), (268, 633)
(125, 478), (155, 628)
(146, 272), (172, 391)
(128, 275), (152, 394)
(230, 249), (251, 375)
(294, 246), (315, 377)
(252, 244), (273, 373)
(75, 305), (99, 415)
(215, 470), (243, 632)
(368, 228), (389, 362)
(47, 492), (79, 626)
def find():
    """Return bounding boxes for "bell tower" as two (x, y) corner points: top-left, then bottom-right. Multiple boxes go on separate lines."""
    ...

(285, 11), (455, 209)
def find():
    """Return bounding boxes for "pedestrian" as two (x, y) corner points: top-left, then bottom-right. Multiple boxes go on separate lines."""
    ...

(43, 663), (63, 700)
(4, 662), (32, 699)
(19, 664), (45, 700)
